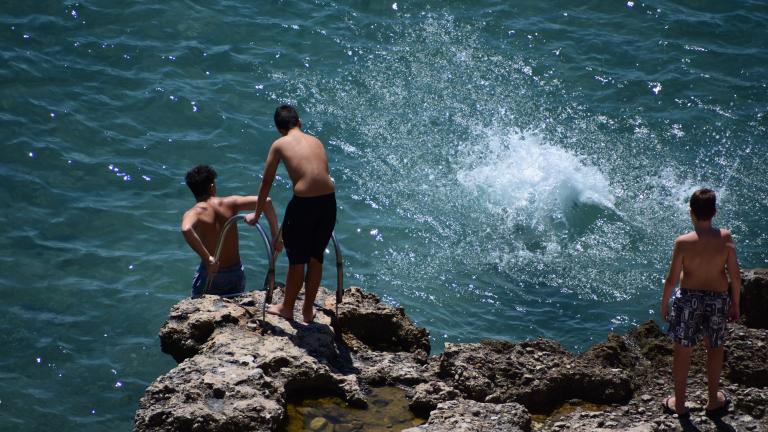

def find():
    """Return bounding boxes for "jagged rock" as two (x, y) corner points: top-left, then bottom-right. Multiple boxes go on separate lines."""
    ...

(725, 325), (768, 388)
(628, 320), (673, 364)
(337, 287), (430, 356)
(159, 295), (251, 362)
(580, 333), (637, 369)
(436, 338), (633, 413)
(734, 386), (768, 419)
(741, 268), (768, 329)
(136, 289), (369, 431)
(138, 275), (768, 432)
(354, 351), (431, 387)
(408, 381), (461, 418)
(402, 399), (531, 432)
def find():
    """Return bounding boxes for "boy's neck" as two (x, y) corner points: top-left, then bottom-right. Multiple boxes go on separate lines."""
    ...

(693, 220), (714, 233)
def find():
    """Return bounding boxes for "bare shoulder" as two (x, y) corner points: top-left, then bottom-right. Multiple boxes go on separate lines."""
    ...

(720, 228), (735, 245)
(183, 203), (205, 220)
(271, 136), (291, 154)
(676, 231), (697, 244)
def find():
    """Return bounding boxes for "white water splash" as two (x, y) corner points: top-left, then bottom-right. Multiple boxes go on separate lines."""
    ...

(457, 131), (615, 229)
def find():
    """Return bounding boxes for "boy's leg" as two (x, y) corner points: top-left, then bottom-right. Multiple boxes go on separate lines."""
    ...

(267, 263), (305, 320)
(703, 338), (726, 410)
(302, 257), (323, 322)
(672, 343), (693, 413)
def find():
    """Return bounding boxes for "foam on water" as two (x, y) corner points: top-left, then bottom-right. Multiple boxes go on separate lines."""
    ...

(457, 129), (616, 234)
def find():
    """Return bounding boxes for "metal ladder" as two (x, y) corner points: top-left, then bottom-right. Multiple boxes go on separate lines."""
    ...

(204, 214), (344, 323)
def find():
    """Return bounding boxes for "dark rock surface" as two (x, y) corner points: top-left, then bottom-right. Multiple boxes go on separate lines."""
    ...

(741, 268), (768, 329)
(337, 287), (430, 356)
(136, 277), (768, 432)
(436, 338), (633, 413)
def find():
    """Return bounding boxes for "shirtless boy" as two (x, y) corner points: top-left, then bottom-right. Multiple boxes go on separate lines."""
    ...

(661, 188), (741, 418)
(182, 165), (279, 298)
(246, 105), (336, 322)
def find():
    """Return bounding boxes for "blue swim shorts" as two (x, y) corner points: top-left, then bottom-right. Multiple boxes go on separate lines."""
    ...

(667, 288), (730, 348)
(191, 263), (246, 298)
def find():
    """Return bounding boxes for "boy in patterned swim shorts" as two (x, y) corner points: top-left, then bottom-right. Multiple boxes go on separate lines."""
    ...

(660, 188), (741, 418)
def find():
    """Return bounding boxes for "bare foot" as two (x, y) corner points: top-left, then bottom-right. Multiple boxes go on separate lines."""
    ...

(302, 305), (316, 323)
(266, 303), (293, 321)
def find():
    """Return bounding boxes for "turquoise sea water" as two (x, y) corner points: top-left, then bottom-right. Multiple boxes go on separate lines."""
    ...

(1, 1), (767, 430)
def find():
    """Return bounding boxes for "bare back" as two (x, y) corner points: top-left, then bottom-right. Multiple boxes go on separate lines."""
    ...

(274, 130), (335, 197)
(185, 198), (241, 267)
(677, 228), (731, 292)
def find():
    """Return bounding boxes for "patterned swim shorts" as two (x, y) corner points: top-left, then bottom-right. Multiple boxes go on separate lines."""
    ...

(667, 289), (730, 348)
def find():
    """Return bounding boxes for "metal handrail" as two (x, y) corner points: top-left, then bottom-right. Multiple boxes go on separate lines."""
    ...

(330, 232), (344, 323)
(203, 214), (275, 301)
(204, 214), (345, 328)
(261, 230), (345, 325)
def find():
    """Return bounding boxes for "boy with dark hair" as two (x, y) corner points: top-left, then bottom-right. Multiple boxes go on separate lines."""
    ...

(661, 188), (741, 418)
(182, 165), (280, 298)
(246, 105), (336, 322)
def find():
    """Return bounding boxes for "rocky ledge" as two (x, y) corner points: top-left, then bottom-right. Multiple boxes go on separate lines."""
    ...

(135, 270), (768, 432)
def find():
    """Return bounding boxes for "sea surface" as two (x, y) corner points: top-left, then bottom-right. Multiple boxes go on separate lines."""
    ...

(1, 1), (767, 430)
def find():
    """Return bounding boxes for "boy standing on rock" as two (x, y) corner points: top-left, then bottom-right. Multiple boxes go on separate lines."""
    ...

(660, 188), (741, 418)
(182, 165), (280, 298)
(245, 105), (336, 323)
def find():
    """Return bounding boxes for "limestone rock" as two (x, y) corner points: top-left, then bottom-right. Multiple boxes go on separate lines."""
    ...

(408, 381), (461, 418)
(159, 295), (251, 362)
(436, 338), (632, 413)
(337, 287), (430, 356)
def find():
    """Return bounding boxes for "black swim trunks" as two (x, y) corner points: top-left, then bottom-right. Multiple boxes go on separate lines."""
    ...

(282, 192), (336, 265)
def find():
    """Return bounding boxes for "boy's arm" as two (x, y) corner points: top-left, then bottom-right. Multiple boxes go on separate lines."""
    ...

(226, 195), (280, 240)
(245, 141), (281, 226)
(725, 231), (741, 322)
(181, 209), (217, 272)
(661, 239), (683, 322)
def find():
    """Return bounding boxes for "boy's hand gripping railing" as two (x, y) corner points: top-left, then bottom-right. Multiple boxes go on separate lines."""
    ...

(203, 215), (275, 303)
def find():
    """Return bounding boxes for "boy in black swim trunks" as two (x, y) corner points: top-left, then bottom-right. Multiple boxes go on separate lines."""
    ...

(660, 188), (741, 418)
(246, 105), (336, 323)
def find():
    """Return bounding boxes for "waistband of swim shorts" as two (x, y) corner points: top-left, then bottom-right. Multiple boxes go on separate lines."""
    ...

(290, 192), (336, 203)
(198, 262), (243, 273)
(679, 288), (729, 297)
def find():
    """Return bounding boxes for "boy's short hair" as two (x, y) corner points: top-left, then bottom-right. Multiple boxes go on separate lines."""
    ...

(690, 188), (716, 221)
(185, 165), (217, 198)
(274, 105), (300, 131)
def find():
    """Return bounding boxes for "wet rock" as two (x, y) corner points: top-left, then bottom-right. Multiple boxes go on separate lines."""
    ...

(741, 268), (768, 329)
(402, 399), (531, 432)
(337, 287), (430, 356)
